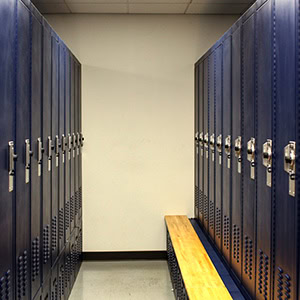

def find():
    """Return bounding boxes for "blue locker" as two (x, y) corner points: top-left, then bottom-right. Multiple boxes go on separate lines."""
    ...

(215, 44), (223, 251)
(231, 22), (243, 280)
(15, 1), (31, 298)
(198, 62), (204, 224)
(222, 33), (232, 264)
(255, 0), (273, 299)
(59, 42), (66, 254)
(208, 51), (215, 241)
(0, 1), (16, 299)
(241, 7), (256, 297)
(30, 3), (43, 297)
(203, 57), (209, 231)
(194, 64), (199, 220)
(42, 20), (52, 282)
(51, 33), (60, 265)
(273, 0), (298, 298)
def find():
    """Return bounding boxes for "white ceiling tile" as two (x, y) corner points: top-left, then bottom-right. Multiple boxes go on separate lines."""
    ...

(192, 0), (253, 3)
(129, 3), (187, 13)
(66, 0), (127, 3)
(35, 3), (71, 13)
(186, 3), (249, 14)
(68, 3), (128, 13)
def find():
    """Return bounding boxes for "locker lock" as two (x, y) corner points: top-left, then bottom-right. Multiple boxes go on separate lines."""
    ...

(224, 135), (231, 169)
(8, 141), (18, 192)
(204, 133), (209, 159)
(247, 138), (255, 180)
(262, 139), (272, 187)
(210, 134), (215, 161)
(37, 138), (43, 177)
(234, 136), (242, 173)
(284, 141), (296, 197)
(47, 136), (52, 171)
(216, 135), (222, 165)
(25, 139), (33, 184)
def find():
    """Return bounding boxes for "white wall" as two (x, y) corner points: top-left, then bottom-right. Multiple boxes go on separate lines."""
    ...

(46, 14), (237, 251)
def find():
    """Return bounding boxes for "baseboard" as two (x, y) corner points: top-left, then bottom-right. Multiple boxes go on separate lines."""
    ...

(82, 251), (167, 261)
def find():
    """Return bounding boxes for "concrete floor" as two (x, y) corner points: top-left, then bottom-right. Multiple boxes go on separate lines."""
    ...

(69, 261), (175, 300)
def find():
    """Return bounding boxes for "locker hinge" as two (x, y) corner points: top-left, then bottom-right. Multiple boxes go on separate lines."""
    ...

(284, 141), (296, 197)
(8, 141), (18, 192)
(216, 134), (222, 165)
(25, 139), (33, 183)
(234, 136), (242, 173)
(262, 139), (272, 187)
(210, 134), (215, 162)
(247, 137), (255, 180)
(224, 135), (231, 169)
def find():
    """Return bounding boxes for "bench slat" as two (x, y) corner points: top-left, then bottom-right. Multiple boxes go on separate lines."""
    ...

(165, 215), (232, 300)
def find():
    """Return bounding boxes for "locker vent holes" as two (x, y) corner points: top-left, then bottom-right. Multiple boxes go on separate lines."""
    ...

(233, 224), (240, 263)
(199, 190), (203, 217)
(0, 270), (11, 300)
(43, 225), (50, 264)
(79, 187), (82, 210)
(75, 191), (79, 216)
(204, 195), (208, 222)
(59, 266), (64, 298)
(223, 215), (230, 250)
(51, 279), (58, 300)
(65, 201), (70, 230)
(258, 250), (269, 298)
(70, 197), (74, 223)
(17, 251), (28, 299)
(244, 236), (253, 280)
(209, 201), (214, 230)
(215, 207), (221, 239)
(59, 208), (64, 241)
(277, 267), (291, 299)
(32, 237), (40, 282)
(52, 216), (57, 251)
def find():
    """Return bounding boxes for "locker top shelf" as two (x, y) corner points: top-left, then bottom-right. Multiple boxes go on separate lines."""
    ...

(165, 215), (232, 300)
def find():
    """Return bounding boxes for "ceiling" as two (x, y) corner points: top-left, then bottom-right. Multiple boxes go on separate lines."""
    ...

(32, 0), (254, 15)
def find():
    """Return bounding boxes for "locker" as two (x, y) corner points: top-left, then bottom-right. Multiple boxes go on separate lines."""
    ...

(30, 3), (43, 297)
(215, 44), (223, 251)
(42, 275), (51, 300)
(208, 52), (216, 241)
(51, 33), (60, 265)
(255, 0), (273, 299)
(15, 1), (31, 299)
(203, 58), (209, 231)
(51, 263), (59, 300)
(59, 42), (66, 254)
(64, 242), (71, 299)
(231, 22), (243, 281)
(33, 288), (42, 300)
(78, 64), (83, 222)
(0, 1), (16, 299)
(42, 20), (52, 282)
(58, 253), (66, 300)
(273, 0), (298, 298)
(222, 33), (232, 264)
(194, 64), (199, 221)
(241, 8), (256, 297)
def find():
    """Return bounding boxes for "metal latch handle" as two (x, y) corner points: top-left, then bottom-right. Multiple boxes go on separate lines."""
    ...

(284, 141), (296, 197)
(8, 141), (18, 192)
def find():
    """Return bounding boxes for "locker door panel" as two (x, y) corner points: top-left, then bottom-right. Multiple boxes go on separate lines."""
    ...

(208, 52), (215, 241)
(199, 63), (204, 224)
(42, 24), (52, 281)
(274, 0), (298, 298)
(255, 1), (273, 299)
(241, 13), (256, 297)
(194, 64), (199, 220)
(51, 35), (59, 265)
(31, 9), (43, 297)
(215, 45), (223, 251)
(0, 1), (16, 299)
(231, 25), (242, 280)
(15, 2), (31, 299)
(42, 275), (51, 300)
(59, 43), (65, 254)
(203, 58), (209, 231)
(222, 35), (232, 264)
(58, 254), (65, 300)
(78, 64), (82, 222)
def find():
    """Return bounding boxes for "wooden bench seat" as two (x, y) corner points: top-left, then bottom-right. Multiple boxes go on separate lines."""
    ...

(165, 215), (232, 300)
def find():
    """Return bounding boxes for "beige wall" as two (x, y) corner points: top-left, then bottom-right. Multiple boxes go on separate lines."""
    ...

(46, 14), (237, 251)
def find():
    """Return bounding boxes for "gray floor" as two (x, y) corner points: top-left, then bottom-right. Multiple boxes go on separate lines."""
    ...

(69, 261), (175, 300)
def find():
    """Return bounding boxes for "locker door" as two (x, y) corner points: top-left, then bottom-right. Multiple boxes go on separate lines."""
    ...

(222, 34), (232, 264)
(51, 264), (58, 300)
(64, 242), (71, 299)
(199, 62), (204, 224)
(58, 42), (65, 254)
(78, 64), (82, 223)
(203, 58), (209, 231)
(231, 24), (243, 280)
(31, 5), (43, 297)
(215, 44), (223, 251)
(70, 56), (75, 233)
(42, 275), (51, 300)
(42, 22), (52, 281)
(255, 1), (273, 299)
(15, 1), (31, 298)
(208, 52), (215, 240)
(51, 34), (59, 265)
(194, 64), (199, 221)
(273, 0), (298, 298)
(0, 1), (16, 299)
(241, 11), (256, 297)
(58, 254), (65, 300)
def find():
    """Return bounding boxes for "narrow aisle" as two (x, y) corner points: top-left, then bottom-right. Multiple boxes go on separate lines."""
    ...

(69, 261), (175, 300)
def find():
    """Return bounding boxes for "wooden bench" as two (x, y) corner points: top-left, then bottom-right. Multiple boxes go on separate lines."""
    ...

(165, 215), (232, 300)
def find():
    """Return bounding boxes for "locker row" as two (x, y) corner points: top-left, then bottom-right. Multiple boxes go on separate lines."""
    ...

(194, 0), (299, 299)
(0, 0), (83, 299)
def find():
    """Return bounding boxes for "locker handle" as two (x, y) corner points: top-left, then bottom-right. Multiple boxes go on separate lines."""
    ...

(195, 132), (199, 144)
(8, 141), (18, 192)
(55, 135), (60, 156)
(247, 138), (255, 180)
(209, 134), (215, 150)
(234, 136), (242, 157)
(37, 138), (43, 163)
(61, 134), (66, 153)
(284, 141), (296, 197)
(216, 135), (222, 153)
(262, 139), (272, 187)
(25, 139), (33, 170)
